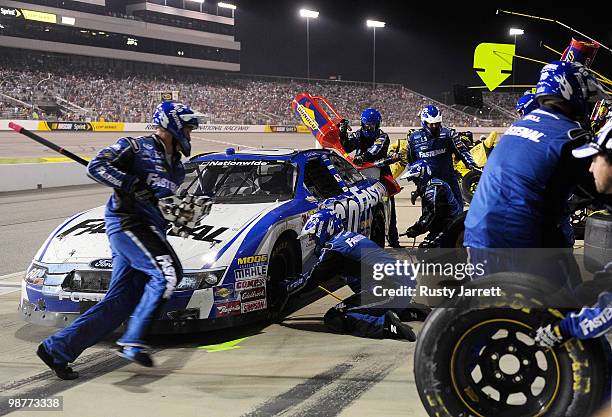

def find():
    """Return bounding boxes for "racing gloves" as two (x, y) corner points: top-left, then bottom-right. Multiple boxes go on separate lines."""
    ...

(404, 225), (422, 238)
(534, 323), (567, 349)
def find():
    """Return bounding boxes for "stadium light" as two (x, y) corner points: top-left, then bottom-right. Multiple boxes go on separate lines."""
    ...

(300, 9), (319, 81)
(218, 2), (236, 10)
(509, 28), (524, 90)
(366, 20), (385, 89)
(366, 20), (385, 28)
(299, 9), (319, 18)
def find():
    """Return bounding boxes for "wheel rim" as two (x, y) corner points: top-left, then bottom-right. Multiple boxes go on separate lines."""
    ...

(450, 318), (560, 417)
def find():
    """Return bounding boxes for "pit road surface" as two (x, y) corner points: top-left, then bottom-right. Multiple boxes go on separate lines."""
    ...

(0, 132), (429, 417)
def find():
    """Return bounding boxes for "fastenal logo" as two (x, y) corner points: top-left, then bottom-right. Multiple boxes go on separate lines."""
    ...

(296, 103), (319, 131)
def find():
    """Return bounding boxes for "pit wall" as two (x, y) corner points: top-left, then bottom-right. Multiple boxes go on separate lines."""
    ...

(0, 120), (506, 192)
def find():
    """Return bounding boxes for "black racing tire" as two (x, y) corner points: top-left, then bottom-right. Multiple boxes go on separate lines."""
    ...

(584, 212), (612, 273)
(438, 211), (467, 248)
(370, 205), (386, 248)
(414, 273), (610, 417)
(267, 237), (300, 312)
(461, 169), (482, 204)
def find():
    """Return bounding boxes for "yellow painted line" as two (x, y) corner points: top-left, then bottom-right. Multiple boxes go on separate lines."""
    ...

(0, 157), (92, 165)
(198, 337), (249, 352)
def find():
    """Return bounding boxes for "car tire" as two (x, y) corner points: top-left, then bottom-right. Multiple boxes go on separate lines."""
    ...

(414, 273), (610, 417)
(460, 169), (481, 204)
(370, 205), (386, 248)
(584, 212), (612, 273)
(267, 237), (300, 312)
(437, 211), (467, 248)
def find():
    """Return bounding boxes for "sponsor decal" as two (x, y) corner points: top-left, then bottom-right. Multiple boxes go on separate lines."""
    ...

(89, 259), (113, 269)
(90, 122), (125, 132)
(296, 103), (319, 131)
(21, 8), (56, 23)
(144, 124), (251, 132)
(504, 125), (545, 143)
(215, 300), (241, 317)
(235, 254), (268, 280)
(44, 122), (93, 131)
(270, 125), (297, 133)
(213, 284), (236, 303)
(203, 160), (269, 167)
(239, 287), (265, 303)
(57, 219), (106, 238)
(59, 219), (227, 243)
(235, 278), (266, 291)
(241, 299), (267, 314)
(1, 8), (20, 17)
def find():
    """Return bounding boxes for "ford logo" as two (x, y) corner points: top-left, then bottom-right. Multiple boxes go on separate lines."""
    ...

(89, 259), (113, 269)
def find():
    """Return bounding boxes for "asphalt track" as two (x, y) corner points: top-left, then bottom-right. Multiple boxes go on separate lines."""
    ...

(0, 132), (429, 417)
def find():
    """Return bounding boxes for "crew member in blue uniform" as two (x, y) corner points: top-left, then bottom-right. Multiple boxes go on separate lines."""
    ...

(400, 160), (463, 247)
(292, 209), (429, 340)
(37, 102), (199, 379)
(407, 105), (477, 206)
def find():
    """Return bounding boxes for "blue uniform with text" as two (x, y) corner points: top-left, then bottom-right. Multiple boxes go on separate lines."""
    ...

(408, 127), (474, 206)
(43, 134), (185, 363)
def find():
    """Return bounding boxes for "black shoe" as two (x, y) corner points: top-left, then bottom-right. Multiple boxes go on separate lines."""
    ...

(383, 311), (416, 341)
(36, 344), (79, 380)
(116, 346), (154, 368)
(398, 306), (432, 322)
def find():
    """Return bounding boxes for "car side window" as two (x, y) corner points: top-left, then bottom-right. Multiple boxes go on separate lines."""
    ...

(303, 157), (343, 199)
(329, 154), (364, 186)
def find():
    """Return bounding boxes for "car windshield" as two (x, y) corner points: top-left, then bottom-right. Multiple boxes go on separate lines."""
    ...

(180, 160), (297, 203)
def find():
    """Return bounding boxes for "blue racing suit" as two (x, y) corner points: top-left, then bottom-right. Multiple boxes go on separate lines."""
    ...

(340, 128), (390, 167)
(406, 178), (463, 247)
(407, 127), (475, 206)
(43, 134), (185, 364)
(304, 231), (417, 338)
(464, 108), (591, 249)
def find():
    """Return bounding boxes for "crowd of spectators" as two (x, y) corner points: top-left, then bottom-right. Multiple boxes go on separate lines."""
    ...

(0, 52), (516, 127)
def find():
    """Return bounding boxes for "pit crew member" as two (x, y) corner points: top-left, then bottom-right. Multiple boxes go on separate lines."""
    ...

(535, 121), (612, 348)
(293, 209), (428, 340)
(464, 61), (607, 250)
(400, 160), (463, 247)
(37, 102), (199, 379)
(407, 105), (477, 206)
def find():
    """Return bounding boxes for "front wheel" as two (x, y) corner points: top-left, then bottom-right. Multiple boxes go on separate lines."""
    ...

(414, 273), (610, 417)
(266, 237), (300, 312)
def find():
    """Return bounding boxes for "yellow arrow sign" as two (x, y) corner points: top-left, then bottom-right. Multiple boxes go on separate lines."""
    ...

(473, 43), (515, 91)
(198, 337), (248, 352)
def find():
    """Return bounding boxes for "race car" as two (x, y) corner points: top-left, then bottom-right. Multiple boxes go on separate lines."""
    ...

(19, 148), (390, 333)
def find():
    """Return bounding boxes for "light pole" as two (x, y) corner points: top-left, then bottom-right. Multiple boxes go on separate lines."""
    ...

(509, 28), (524, 91)
(218, 2), (236, 18)
(300, 9), (319, 81)
(366, 20), (385, 89)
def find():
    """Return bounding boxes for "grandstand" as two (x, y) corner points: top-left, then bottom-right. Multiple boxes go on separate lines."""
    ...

(0, 1), (518, 128)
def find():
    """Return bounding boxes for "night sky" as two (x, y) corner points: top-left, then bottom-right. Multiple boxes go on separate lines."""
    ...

(235, 1), (612, 99)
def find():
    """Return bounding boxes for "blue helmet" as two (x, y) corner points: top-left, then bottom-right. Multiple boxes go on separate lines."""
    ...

(152, 102), (200, 157)
(420, 105), (442, 136)
(360, 107), (382, 138)
(400, 160), (432, 185)
(535, 61), (606, 120)
(516, 91), (538, 117)
(298, 208), (344, 250)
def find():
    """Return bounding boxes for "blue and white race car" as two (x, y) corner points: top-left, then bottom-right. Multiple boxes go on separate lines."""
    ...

(19, 148), (390, 333)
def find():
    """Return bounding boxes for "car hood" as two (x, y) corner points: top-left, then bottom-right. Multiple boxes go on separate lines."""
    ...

(38, 201), (285, 270)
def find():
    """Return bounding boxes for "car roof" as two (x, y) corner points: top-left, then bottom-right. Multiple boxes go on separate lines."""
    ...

(189, 147), (337, 163)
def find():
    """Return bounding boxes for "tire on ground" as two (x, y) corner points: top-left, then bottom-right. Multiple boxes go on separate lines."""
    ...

(584, 212), (612, 273)
(369, 205), (386, 248)
(460, 169), (481, 204)
(437, 211), (467, 248)
(266, 236), (300, 311)
(414, 273), (610, 417)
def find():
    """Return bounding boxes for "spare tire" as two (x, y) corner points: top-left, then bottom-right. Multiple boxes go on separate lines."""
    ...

(584, 212), (612, 272)
(460, 169), (482, 204)
(414, 273), (610, 417)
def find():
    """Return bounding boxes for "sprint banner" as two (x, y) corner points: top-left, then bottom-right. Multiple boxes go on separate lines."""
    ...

(36, 122), (125, 132)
